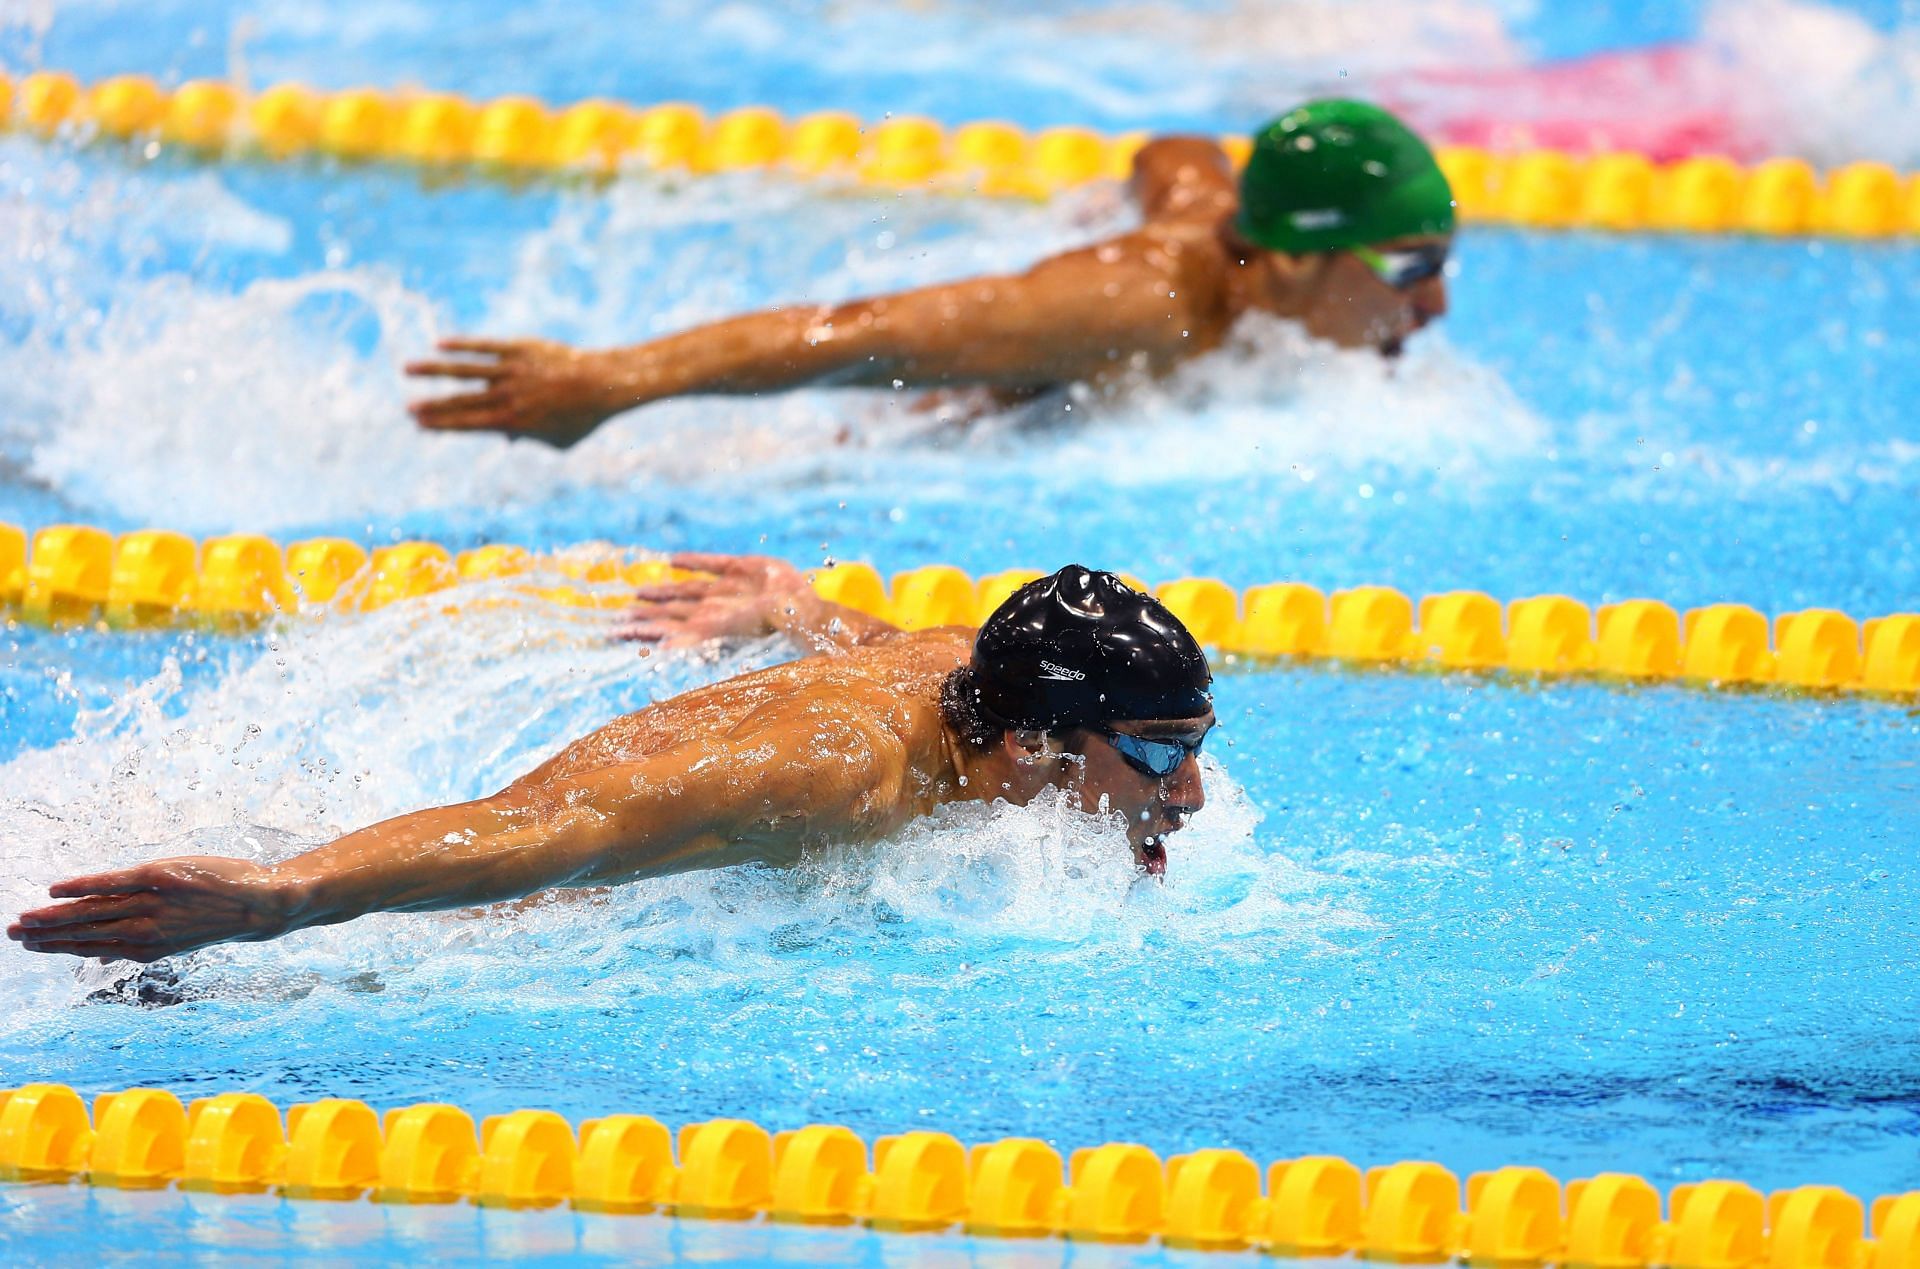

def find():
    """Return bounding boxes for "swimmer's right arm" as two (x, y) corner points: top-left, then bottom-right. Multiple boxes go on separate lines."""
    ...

(404, 239), (1206, 447)
(404, 295), (1038, 449)
(8, 704), (909, 962)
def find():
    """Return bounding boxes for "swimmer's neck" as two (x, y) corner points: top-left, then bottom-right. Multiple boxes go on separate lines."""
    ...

(941, 723), (997, 806)
(1211, 216), (1315, 324)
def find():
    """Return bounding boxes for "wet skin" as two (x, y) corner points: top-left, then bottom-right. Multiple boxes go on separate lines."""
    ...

(404, 136), (1451, 447)
(9, 555), (1212, 964)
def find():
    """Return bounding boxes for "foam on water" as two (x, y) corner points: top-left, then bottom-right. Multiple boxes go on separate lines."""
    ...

(1703, 0), (1920, 167)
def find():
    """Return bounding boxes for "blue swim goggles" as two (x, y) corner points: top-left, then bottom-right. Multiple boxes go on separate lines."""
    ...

(1095, 725), (1212, 780)
(1350, 242), (1449, 290)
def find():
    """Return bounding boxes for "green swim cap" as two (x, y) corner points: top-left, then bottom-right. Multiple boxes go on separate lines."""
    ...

(1235, 99), (1455, 254)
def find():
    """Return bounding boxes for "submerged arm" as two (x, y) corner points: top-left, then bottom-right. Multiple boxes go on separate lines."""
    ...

(622, 551), (933, 651)
(8, 705), (908, 962)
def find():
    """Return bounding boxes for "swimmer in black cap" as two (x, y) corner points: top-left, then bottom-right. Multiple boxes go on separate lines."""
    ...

(10, 555), (1215, 964)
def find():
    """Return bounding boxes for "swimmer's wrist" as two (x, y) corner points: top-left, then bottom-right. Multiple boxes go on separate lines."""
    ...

(265, 864), (339, 935)
(584, 348), (658, 410)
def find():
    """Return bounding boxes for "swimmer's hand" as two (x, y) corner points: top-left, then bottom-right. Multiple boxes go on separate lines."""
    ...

(7, 858), (293, 963)
(617, 552), (809, 646)
(618, 551), (903, 651)
(405, 337), (628, 449)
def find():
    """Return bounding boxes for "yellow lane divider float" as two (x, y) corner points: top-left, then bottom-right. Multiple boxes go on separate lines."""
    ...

(2, 1083), (1917, 1263)
(4, 521), (1919, 696)
(5, 68), (1918, 236)
(814, 559), (1920, 695)
(0, 521), (682, 629)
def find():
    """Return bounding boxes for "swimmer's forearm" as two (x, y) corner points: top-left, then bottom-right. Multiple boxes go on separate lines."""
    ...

(595, 306), (884, 406)
(598, 274), (1099, 405)
(267, 780), (750, 931)
(770, 587), (900, 648)
(267, 801), (565, 930)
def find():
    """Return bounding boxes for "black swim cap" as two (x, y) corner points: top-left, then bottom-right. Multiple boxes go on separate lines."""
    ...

(969, 565), (1212, 731)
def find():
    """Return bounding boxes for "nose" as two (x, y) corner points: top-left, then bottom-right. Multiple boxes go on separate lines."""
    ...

(1410, 275), (1448, 326)
(1161, 753), (1205, 816)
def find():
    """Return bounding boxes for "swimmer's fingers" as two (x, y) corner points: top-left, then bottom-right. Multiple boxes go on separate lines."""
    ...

(435, 336), (525, 357)
(9, 906), (170, 959)
(630, 578), (735, 603)
(615, 617), (724, 648)
(668, 551), (772, 578)
(12, 892), (161, 930)
(623, 600), (700, 623)
(613, 619), (670, 643)
(15, 939), (156, 963)
(15, 915), (159, 945)
(415, 405), (517, 435)
(404, 359), (510, 382)
(45, 866), (167, 900)
(410, 390), (505, 423)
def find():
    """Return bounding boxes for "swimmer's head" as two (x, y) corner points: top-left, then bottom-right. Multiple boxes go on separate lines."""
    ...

(1232, 99), (1454, 354)
(942, 566), (1214, 874)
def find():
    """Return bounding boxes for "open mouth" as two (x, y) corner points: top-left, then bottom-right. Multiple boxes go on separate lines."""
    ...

(1139, 838), (1167, 876)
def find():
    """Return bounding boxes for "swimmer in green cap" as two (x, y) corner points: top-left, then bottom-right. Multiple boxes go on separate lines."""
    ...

(10, 556), (1215, 962)
(407, 99), (1454, 447)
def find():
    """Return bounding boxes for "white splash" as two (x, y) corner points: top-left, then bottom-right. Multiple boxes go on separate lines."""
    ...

(1704, 0), (1920, 168)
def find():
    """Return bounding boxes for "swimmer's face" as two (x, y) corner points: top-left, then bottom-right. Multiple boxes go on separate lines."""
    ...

(1262, 234), (1451, 356)
(1061, 714), (1213, 875)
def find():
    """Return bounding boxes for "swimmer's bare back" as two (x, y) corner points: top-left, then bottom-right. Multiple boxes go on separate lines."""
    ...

(8, 556), (973, 963)
(526, 625), (969, 788)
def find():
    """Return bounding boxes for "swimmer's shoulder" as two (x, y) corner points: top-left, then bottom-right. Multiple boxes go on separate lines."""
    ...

(858, 626), (973, 674)
(816, 628), (969, 703)
(1131, 136), (1238, 226)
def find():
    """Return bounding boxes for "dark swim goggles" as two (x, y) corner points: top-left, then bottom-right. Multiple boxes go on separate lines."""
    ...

(1095, 725), (1212, 780)
(1349, 243), (1450, 290)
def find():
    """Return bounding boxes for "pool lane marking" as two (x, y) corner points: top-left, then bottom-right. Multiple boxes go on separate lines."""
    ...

(6, 70), (1918, 237)
(0, 1081), (1915, 1258)
(3, 524), (1917, 697)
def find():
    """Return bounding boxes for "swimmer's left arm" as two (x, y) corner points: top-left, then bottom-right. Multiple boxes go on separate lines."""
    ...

(8, 707), (907, 962)
(621, 551), (916, 651)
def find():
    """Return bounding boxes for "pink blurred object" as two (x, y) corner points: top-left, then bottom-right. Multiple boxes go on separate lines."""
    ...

(1381, 44), (1755, 161)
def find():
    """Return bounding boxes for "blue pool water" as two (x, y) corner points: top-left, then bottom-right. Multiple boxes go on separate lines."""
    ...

(3, 0), (1920, 1263)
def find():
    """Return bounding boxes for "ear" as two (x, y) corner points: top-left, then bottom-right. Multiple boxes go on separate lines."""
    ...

(1272, 250), (1328, 285)
(1251, 250), (1319, 313)
(1005, 729), (1059, 763)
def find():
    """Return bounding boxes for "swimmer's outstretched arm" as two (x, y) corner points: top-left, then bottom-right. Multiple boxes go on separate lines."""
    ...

(7, 701), (908, 963)
(404, 239), (1208, 448)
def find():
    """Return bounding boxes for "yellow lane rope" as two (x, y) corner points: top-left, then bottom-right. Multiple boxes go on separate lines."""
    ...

(5, 69), (1918, 236)
(1, 1082), (1915, 1260)
(4, 521), (1918, 696)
